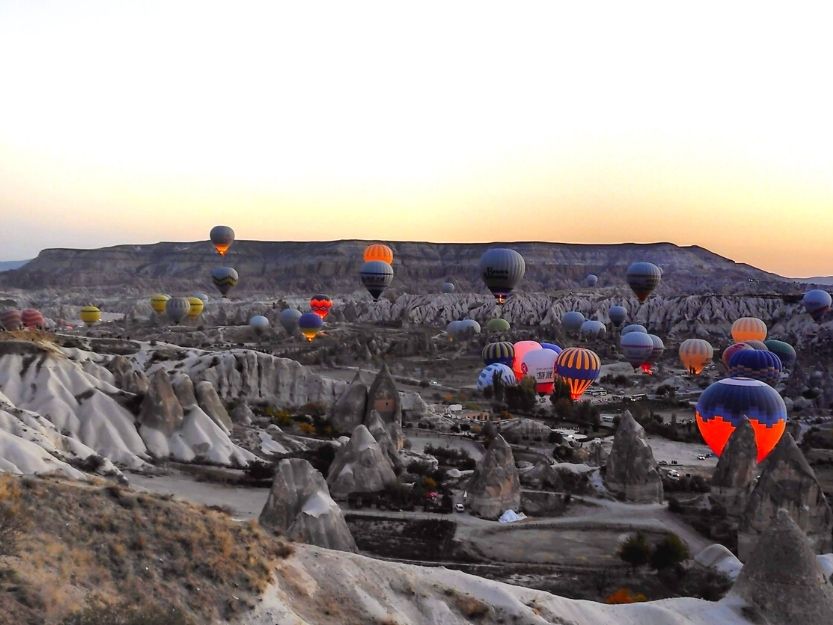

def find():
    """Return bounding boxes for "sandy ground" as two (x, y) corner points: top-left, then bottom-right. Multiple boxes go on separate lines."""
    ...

(407, 432), (485, 460)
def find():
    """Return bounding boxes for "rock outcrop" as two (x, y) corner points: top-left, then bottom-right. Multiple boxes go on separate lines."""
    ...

(260, 458), (357, 552)
(329, 372), (367, 435)
(604, 411), (663, 503)
(467, 435), (521, 519)
(366, 410), (402, 471)
(732, 509), (833, 625)
(327, 425), (396, 499)
(139, 370), (184, 436)
(739, 433), (833, 559)
(195, 381), (232, 431)
(521, 460), (565, 491)
(364, 364), (401, 425)
(230, 402), (255, 426)
(710, 418), (757, 517)
(107, 355), (149, 394)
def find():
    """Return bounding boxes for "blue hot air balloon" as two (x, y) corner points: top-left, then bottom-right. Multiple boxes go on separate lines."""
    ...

(608, 305), (627, 328)
(621, 323), (648, 335)
(584, 274), (599, 287)
(580, 320), (607, 339)
(562, 311), (585, 334)
(802, 289), (832, 323)
(626, 261), (662, 302)
(476, 363), (517, 391)
(620, 331), (654, 369)
(728, 349), (783, 386)
(541, 342), (563, 355)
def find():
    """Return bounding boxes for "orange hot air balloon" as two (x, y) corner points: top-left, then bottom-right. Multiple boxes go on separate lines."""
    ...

(310, 295), (333, 319)
(363, 243), (394, 264)
(679, 339), (714, 375)
(731, 317), (767, 343)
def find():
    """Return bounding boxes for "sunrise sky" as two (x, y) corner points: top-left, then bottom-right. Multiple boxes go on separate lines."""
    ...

(1, 1), (832, 276)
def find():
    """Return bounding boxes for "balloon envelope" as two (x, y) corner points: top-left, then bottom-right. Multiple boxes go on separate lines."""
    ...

(679, 339), (714, 375)
(580, 320), (606, 339)
(442, 281), (455, 294)
(728, 349), (782, 386)
(512, 341), (542, 381)
(298, 312), (324, 342)
(621, 324), (647, 335)
(21, 308), (44, 329)
(764, 340), (796, 369)
(166, 297), (191, 325)
(80, 306), (101, 327)
(555, 347), (601, 400)
(477, 363), (517, 391)
(482, 341), (514, 366)
(479, 248), (525, 305)
(485, 318), (510, 333)
(626, 262), (662, 303)
(695, 377), (786, 462)
(211, 267), (239, 297)
(620, 332), (654, 369)
(363, 243), (394, 264)
(608, 305), (627, 328)
(249, 315), (270, 334)
(584, 274), (598, 287)
(562, 311), (585, 334)
(279, 308), (302, 334)
(209, 225), (235, 256)
(0, 308), (22, 331)
(541, 342), (563, 355)
(310, 295), (333, 319)
(521, 348), (558, 394)
(802, 289), (832, 323)
(731, 317), (767, 343)
(150, 294), (170, 315)
(186, 297), (204, 319)
(360, 261), (394, 301)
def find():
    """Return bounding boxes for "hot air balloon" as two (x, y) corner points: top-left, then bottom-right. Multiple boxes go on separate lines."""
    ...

(555, 347), (601, 400)
(764, 339), (796, 369)
(621, 324), (648, 335)
(211, 267), (239, 297)
(448, 319), (480, 341)
(722, 342), (752, 370)
(643, 334), (665, 373)
(512, 341), (542, 381)
(584, 274), (598, 287)
(279, 308), (302, 334)
(728, 349), (782, 386)
(744, 340), (768, 351)
(695, 377), (787, 462)
(360, 261), (394, 301)
(192, 292), (210, 305)
(626, 262), (662, 303)
(541, 342), (563, 355)
(562, 311), (585, 334)
(620, 331), (654, 370)
(580, 320), (607, 340)
(150, 294), (170, 315)
(679, 339), (714, 375)
(442, 281), (455, 294)
(731, 317), (767, 343)
(485, 318), (510, 334)
(165, 297), (191, 325)
(186, 296), (205, 320)
(802, 289), (832, 323)
(521, 348), (558, 394)
(479, 248), (525, 305)
(476, 363), (517, 391)
(309, 295), (333, 319)
(21, 308), (44, 330)
(363, 243), (394, 264)
(482, 342), (515, 366)
(210, 225), (235, 256)
(80, 306), (101, 327)
(249, 315), (270, 335)
(299, 312), (324, 342)
(0, 309), (22, 331)
(608, 305), (627, 328)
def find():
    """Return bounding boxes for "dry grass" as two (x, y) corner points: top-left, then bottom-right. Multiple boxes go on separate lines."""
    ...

(0, 329), (63, 355)
(0, 476), (293, 625)
(0, 474), (28, 555)
(453, 593), (492, 620)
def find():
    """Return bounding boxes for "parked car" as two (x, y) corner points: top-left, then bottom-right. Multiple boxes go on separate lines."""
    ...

(697, 455), (707, 460)
(454, 503), (465, 512)
(659, 460), (668, 465)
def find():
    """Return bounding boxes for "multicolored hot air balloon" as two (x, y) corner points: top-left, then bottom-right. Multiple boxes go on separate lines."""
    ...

(21, 308), (44, 330)
(310, 295), (333, 319)
(580, 319), (607, 339)
(80, 306), (101, 327)
(731, 317), (767, 343)
(249, 315), (270, 335)
(298, 312), (324, 342)
(363, 243), (394, 264)
(279, 308), (302, 334)
(626, 262), (662, 303)
(620, 331), (654, 370)
(562, 311), (585, 334)
(210, 225), (235, 256)
(150, 294), (170, 315)
(360, 261), (394, 301)
(165, 297), (191, 325)
(442, 281), (455, 294)
(695, 377), (787, 462)
(211, 267), (239, 297)
(802, 289), (832, 323)
(541, 342), (563, 355)
(608, 305), (627, 328)
(722, 342), (753, 370)
(522, 347), (558, 394)
(479, 248), (525, 305)
(186, 296), (205, 320)
(728, 349), (782, 386)
(584, 274), (598, 287)
(679, 339), (713, 375)
(621, 324), (647, 335)
(485, 318), (510, 334)
(555, 347), (601, 400)
(512, 341), (542, 381)
(0, 308), (22, 331)
(482, 342), (514, 366)
(476, 363), (517, 391)
(764, 339), (796, 369)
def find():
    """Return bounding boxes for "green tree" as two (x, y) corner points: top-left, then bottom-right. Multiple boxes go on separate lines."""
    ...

(619, 532), (651, 571)
(650, 533), (690, 571)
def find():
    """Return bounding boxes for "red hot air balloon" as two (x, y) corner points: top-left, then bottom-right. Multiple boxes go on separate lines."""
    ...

(310, 295), (333, 320)
(21, 308), (45, 330)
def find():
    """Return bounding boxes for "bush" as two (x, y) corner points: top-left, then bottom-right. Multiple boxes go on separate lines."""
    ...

(0, 475), (27, 556)
(618, 532), (651, 571)
(667, 496), (683, 513)
(244, 461), (275, 481)
(651, 533), (690, 571)
(61, 601), (195, 625)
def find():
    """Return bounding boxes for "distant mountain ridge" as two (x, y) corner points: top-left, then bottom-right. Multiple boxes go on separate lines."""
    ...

(0, 259), (30, 273)
(0, 239), (794, 296)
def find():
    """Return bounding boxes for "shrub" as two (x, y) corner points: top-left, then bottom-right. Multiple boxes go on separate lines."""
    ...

(618, 532), (651, 571)
(650, 533), (690, 570)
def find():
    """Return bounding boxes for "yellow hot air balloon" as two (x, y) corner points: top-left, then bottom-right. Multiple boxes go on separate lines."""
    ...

(363, 243), (394, 264)
(150, 294), (170, 315)
(80, 305), (101, 327)
(731, 317), (767, 343)
(679, 338), (714, 375)
(187, 296), (205, 320)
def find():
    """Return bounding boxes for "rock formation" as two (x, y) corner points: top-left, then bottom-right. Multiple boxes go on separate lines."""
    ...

(710, 418), (757, 517)
(467, 435), (521, 519)
(259, 458), (357, 552)
(364, 364), (401, 425)
(107, 355), (149, 394)
(738, 433), (833, 559)
(327, 425), (396, 499)
(732, 509), (833, 625)
(139, 370), (184, 436)
(521, 460), (564, 491)
(604, 411), (663, 503)
(230, 401), (254, 426)
(329, 372), (367, 434)
(366, 410), (401, 471)
(195, 381), (232, 431)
